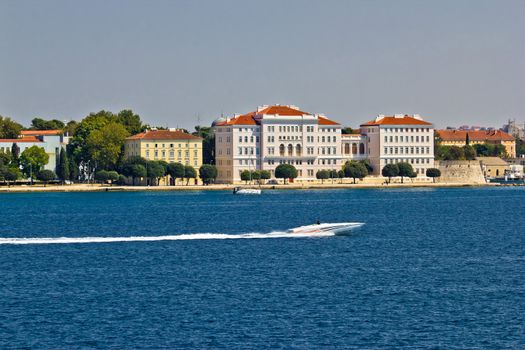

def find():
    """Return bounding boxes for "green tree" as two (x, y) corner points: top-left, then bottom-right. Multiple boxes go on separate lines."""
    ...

(86, 122), (129, 170)
(382, 164), (399, 183)
(57, 148), (70, 183)
(20, 146), (49, 177)
(0, 167), (20, 187)
(341, 127), (355, 134)
(463, 145), (476, 160)
(193, 126), (215, 164)
(344, 161), (368, 184)
(444, 146), (464, 160)
(397, 162), (415, 183)
(64, 120), (79, 136)
(0, 151), (11, 167)
(275, 164), (298, 184)
(95, 170), (110, 183)
(147, 161), (166, 185)
(167, 162), (185, 185)
(251, 170), (261, 183)
(199, 164), (218, 185)
(68, 157), (78, 182)
(11, 143), (20, 166)
(240, 170), (251, 184)
(116, 110), (144, 135)
(426, 168), (441, 183)
(116, 174), (127, 185)
(121, 161), (147, 185)
(36, 169), (56, 186)
(260, 170), (271, 183)
(30, 118), (65, 130)
(337, 169), (345, 183)
(184, 165), (197, 185)
(316, 169), (329, 184)
(107, 171), (119, 184)
(0, 115), (22, 139)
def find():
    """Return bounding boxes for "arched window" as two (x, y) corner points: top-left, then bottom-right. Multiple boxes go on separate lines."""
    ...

(352, 143), (358, 154)
(296, 144), (302, 156)
(288, 144), (293, 156)
(359, 143), (365, 154)
(344, 143), (350, 154)
(279, 144), (285, 156)
(496, 169), (500, 176)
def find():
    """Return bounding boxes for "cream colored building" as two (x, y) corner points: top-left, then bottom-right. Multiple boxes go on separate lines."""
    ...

(436, 129), (516, 158)
(125, 129), (202, 167)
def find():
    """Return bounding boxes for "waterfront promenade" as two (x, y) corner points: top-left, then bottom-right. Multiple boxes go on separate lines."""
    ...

(0, 181), (496, 193)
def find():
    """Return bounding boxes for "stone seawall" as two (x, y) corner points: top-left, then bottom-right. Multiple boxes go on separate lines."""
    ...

(437, 160), (486, 184)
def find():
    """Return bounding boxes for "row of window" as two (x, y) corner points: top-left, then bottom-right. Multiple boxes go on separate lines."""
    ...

(383, 128), (431, 133)
(141, 143), (197, 149)
(144, 150), (199, 158)
(384, 135), (430, 143)
(384, 146), (432, 155)
(238, 147), (260, 155)
(238, 136), (260, 143)
(385, 158), (432, 165)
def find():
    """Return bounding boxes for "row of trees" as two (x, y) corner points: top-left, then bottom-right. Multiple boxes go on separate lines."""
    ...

(381, 162), (441, 183)
(436, 143), (506, 161)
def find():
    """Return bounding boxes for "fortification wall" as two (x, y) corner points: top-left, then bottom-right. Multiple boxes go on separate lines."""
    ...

(437, 160), (486, 184)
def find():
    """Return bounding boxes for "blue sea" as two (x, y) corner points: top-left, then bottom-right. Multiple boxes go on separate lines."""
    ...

(1, 188), (524, 349)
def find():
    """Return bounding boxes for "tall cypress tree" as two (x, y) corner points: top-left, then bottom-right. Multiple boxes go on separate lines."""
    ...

(57, 148), (70, 183)
(11, 143), (20, 166)
(68, 157), (78, 182)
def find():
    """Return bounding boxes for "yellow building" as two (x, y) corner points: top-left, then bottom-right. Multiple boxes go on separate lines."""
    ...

(436, 129), (516, 158)
(124, 129), (203, 184)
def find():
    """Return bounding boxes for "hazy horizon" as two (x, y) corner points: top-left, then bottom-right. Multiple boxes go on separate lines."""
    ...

(1, 0), (523, 130)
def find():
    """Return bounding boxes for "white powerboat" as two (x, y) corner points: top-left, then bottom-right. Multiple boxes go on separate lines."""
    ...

(233, 187), (261, 195)
(287, 222), (364, 236)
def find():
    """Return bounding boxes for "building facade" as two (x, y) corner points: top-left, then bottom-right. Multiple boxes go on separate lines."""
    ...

(124, 129), (203, 168)
(341, 133), (368, 162)
(213, 105), (343, 183)
(0, 129), (69, 172)
(360, 115), (435, 176)
(436, 129), (516, 158)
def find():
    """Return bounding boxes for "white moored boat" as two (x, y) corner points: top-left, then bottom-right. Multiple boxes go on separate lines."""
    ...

(287, 222), (364, 236)
(233, 187), (261, 195)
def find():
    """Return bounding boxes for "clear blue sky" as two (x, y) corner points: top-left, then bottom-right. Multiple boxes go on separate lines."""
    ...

(1, 0), (523, 129)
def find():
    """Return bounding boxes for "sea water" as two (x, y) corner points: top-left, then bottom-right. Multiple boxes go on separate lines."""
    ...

(0, 188), (524, 348)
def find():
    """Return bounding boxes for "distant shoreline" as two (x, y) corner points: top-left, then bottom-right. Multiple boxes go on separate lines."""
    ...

(0, 182), (502, 193)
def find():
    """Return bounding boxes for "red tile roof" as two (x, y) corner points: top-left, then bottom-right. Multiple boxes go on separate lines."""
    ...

(0, 136), (43, 143)
(257, 105), (310, 116)
(361, 115), (432, 126)
(214, 105), (340, 126)
(126, 130), (201, 141)
(437, 129), (514, 142)
(21, 129), (62, 136)
(318, 116), (340, 125)
(214, 112), (258, 126)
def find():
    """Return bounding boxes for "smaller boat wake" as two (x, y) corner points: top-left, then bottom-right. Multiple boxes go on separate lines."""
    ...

(0, 223), (364, 245)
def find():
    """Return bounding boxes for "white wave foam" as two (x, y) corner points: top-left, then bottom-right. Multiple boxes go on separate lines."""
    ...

(0, 231), (336, 245)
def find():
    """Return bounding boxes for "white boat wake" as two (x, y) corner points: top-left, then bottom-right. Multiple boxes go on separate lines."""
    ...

(0, 223), (364, 245)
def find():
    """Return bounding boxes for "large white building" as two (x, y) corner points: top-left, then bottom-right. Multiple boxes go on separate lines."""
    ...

(360, 114), (434, 176)
(213, 105), (343, 183)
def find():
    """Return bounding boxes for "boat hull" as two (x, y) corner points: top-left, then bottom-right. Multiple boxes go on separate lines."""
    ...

(287, 223), (364, 236)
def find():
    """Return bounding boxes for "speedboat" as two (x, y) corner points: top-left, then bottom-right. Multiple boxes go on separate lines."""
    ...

(233, 187), (261, 195)
(287, 222), (364, 236)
